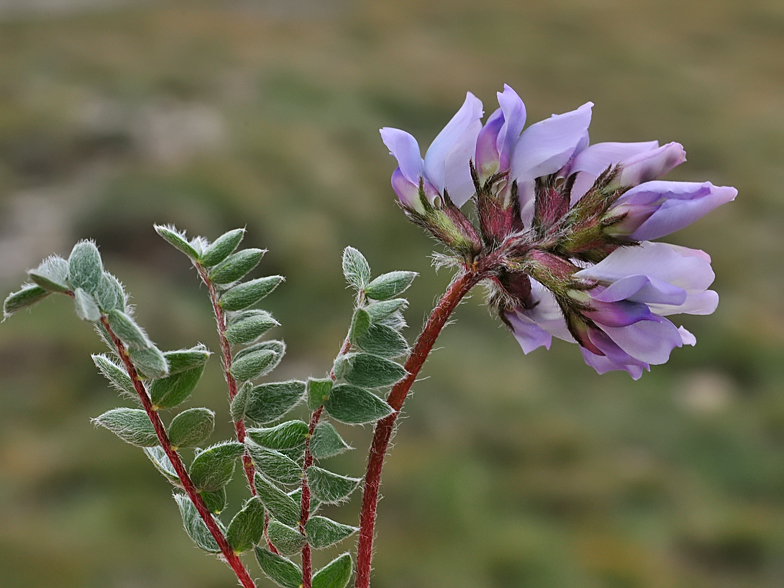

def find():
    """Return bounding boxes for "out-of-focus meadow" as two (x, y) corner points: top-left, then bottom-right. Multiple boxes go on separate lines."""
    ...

(0, 0), (782, 586)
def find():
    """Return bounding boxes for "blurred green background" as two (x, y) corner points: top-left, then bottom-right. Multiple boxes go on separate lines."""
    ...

(1, 1), (782, 587)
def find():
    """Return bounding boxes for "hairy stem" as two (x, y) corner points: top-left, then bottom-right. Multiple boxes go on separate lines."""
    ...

(354, 268), (483, 588)
(100, 316), (257, 588)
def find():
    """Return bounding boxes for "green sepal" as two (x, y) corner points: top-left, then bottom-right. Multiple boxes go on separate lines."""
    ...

(219, 276), (284, 312)
(92, 407), (158, 447)
(149, 362), (206, 410)
(226, 497), (267, 553)
(199, 228), (245, 267)
(68, 240), (103, 294)
(95, 273), (125, 312)
(244, 381), (306, 424)
(92, 353), (137, 403)
(154, 225), (201, 260)
(225, 310), (279, 345)
(168, 408), (215, 448)
(253, 472), (301, 527)
(342, 353), (406, 388)
(200, 487), (227, 514)
(73, 288), (101, 322)
(246, 420), (309, 450)
(364, 298), (407, 323)
(306, 466), (360, 504)
(349, 308), (371, 344)
(289, 488), (320, 515)
(306, 516), (357, 549)
(254, 547), (303, 588)
(173, 493), (222, 553)
(245, 440), (302, 486)
(189, 441), (244, 492)
(28, 255), (70, 292)
(313, 553), (353, 588)
(324, 384), (393, 425)
(163, 345), (211, 375)
(307, 377), (333, 410)
(107, 309), (151, 349)
(128, 345), (168, 379)
(311, 422), (351, 460)
(143, 446), (181, 486)
(230, 381), (251, 422)
(235, 339), (285, 362)
(342, 246), (371, 290)
(3, 284), (51, 319)
(208, 248), (265, 285)
(355, 323), (409, 358)
(364, 271), (417, 301)
(267, 520), (306, 556)
(230, 349), (277, 382)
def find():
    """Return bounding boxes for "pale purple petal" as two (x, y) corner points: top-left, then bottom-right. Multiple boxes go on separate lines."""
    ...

(520, 280), (576, 343)
(648, 290), (719, 316)
(585, 328), (650, 375)
(580, 348), (646, 379)
(380, 127), (422, 184)
(615, 142), (686, 188)
(678, 326), (697, 346)
(496, 84), (526, 170)
(390, 167), (423, 211)
(568, 140), (659, 203)
(590, 274), (687, 306)
(443, 118), (483, 207)
(585, 299), (652, 327)
(600, 315), (683, 365)
(506, 311), (552, 353)
(613, 181), (737, 241)
(423, 92), (483, 193)
(475, 109), (505, 176)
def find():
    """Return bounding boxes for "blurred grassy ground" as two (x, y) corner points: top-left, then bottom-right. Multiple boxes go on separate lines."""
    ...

(0, 0), (783, 587)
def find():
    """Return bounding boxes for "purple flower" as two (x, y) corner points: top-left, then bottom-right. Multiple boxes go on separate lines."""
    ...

(381, 93), (483, 211)
(474, 85), (526, 186)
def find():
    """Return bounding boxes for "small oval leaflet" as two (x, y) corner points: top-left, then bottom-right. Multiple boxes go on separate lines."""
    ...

(68, 240), (103, 294)
(94, 272), (125, 312)
(244, 381), (306, 424)
(364, 271), (417, 301)
(3, 284), (51, 318)
(254, 547), (303, 588)
(267, 520), (306, 556)
(149, 363), (206, 410)
(107, 309), (152, 350)
(355, 322), (409, 358)
(245, 440), (302, 486)
(246, 420), (309, 450)
(174, 493), (222, 553)
(200, 228), (245, 267)
(74, 288), (101, 322)
(168, 407), (215, 448)
(93, 407), (158, 447)
(364, 298), (407, 322)
(154, 225), (201, 259)
(219, 276), (284, 312)
(253, 472), (301, 527)
(128, 345), (169, 380)
(164, 345), (211, 375)
(226, 497), (266, 553)
(306, 466), (360, 504)
(200, 487), (227, 514)
(342, 246), (371, 290)
(324, 384), (393, 425)
(342, 353), (407, 388)
(313, 553), (353, 588)
(225, 310), (279, 345)
(209, 248), (265, 285)
(189, 441), (245, 493)
(305, 516), (357, 549)
(28, 255), (70, 293)
(310, 422), (352, 460)
(230, 349), (277, 382)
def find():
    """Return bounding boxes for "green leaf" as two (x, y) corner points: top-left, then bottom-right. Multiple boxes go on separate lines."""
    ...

(93, 408), (158, 447)
(92, 354), (137, 402)
(154, 225), (200, 259)
(342, 353), (406, 388)
(68, 240), (103, 294)
(73, 288), (101, 322)
(349, 308), (371, 344)
(307, 377), (333, 411)
(310, 422), (351, 460)
(230, 381), (251, 422)
(342, 246), (371, 290)
(3, 284), (50, 318)
(253, 473), (300, 527)
(324, 384), (393, 425)
(235, 339), (285, 362)
(356, 323), (409, 358)
(200, 228), (245, 267)
(226, 497), (267, 553)
(364, 271), (417, 301)
(168, 408), (215, 448)
(246, 420), (309, 451)
(219, 276), (284, 311)
(28, 255), (70, 292)
(306, 466), (360, 504)
(164, 345), (211, 375)
(200, 487), (227, 514)
(143, 446), (181, 486)
(246, 440), (301, 486)
(225, 310), (279, 345)
(230, 349), (277, 382)
(305, 516), (357, 549)
(208, 248), (265, 285)
(313, 553), (353, 588)
(149, 363), (206, 410)
(95, 273), (125, 312)
(107, 309), (151, 349)
(267, 520), (306, 556)
(364, 298), (407, 323)
(254, 547), (303, 588)
(173, 493), (222, 553)
(244, 381), (306, 424)
(128, 345), (168, 380)
(189, 441), (244, 492)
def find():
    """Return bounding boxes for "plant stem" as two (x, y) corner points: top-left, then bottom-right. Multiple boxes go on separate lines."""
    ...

(354, 268), (483, 588)
(100, 317), (257, 588)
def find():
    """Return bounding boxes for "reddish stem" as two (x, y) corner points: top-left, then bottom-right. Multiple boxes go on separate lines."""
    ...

(100, 316), (257, 588)
(354, 268), (483, 588)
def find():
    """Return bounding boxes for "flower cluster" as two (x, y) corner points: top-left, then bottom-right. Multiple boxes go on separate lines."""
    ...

(381, 85), (736, 378)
